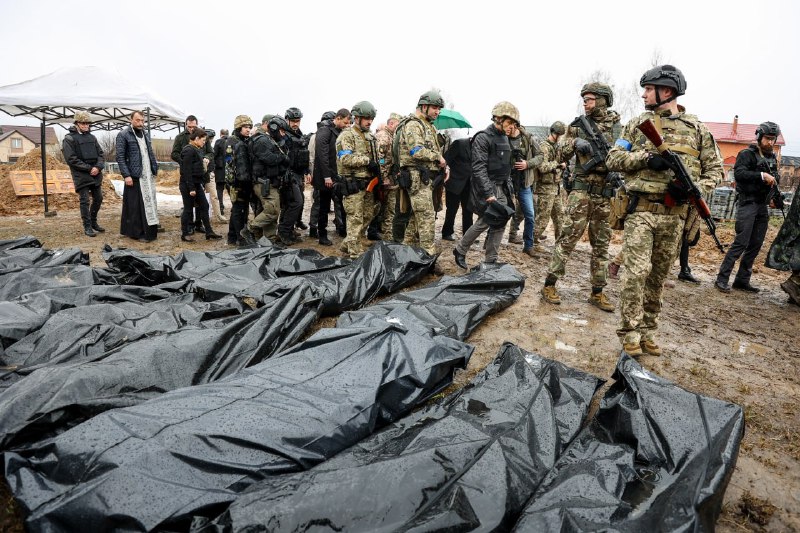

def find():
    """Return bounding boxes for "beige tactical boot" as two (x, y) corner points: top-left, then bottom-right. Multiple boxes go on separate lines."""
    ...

(588, 291), (615, 312)
(640, 339), (662, 356)
(541, 285), (561, 305)
(508, 233), (523, 244)
(532, 244), (549, 256)
(622, 342), (643, 356)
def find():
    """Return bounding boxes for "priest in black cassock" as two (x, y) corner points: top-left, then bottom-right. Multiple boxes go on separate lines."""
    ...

(116, 110), (159, 242)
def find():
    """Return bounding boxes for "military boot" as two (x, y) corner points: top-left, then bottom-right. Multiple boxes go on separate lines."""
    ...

(588, 291), (614, 312)
(508, 233), (523, 245)
(622, 342), (643, 356)
(318, 231), (332, 246)
(532, 243), (549, 256)
(541, 285), (561, 305)
(780, 278), (800, 306)
(678, 267), (700, 284)
(239, 228), (258, 247)
(83, 225), (97, 237)
(90, 215), (106, 233)
(640, 339), (662, 356)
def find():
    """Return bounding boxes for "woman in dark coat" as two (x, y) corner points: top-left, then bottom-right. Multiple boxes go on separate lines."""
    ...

(180, 129), (221, 241)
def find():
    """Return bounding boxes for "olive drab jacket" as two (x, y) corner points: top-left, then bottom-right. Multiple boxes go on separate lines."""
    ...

(335, 124), (376, 179)
(606, 107), (722, 196)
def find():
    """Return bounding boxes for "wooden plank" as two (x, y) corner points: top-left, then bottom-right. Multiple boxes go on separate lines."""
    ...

(9, 170), (75, 196)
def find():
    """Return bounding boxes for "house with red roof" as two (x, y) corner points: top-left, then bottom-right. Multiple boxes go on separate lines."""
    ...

(0, 124), (59, 163)
(704, 116), (786, 184)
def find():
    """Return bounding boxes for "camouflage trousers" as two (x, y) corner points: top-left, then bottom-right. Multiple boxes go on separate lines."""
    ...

(341, 187), (377, 259)
(404, 169), (436, 255)
(617, 211), (684, 345)
(547, 190), (611, 287)
(534, 189), (565, 244)
(381, 187), (397, 237)
(248, 182), (280, 240)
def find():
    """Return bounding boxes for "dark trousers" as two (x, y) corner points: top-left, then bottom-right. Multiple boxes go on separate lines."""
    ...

(679, 236), (690, 271)
(717, 202), (770, 284)
(278, 180), (303, 238)
(78, 183), (103, 227)
(180, 182), (211, 236)
(214, 168), (227, 214)
(441, 187), (473, 238)
(228, 185), (251, 244)
(309, 188), (320, 229)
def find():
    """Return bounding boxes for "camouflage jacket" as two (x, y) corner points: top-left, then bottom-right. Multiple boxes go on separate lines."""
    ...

(397, 113), (441, 171)
(606, 108), (722, 196)
(375, 127), (394, 180)
(766, 182), (800, 271)
(335, 124), (377, 179)
(535, 137), (563, 193)
(560, 109), (621, 185)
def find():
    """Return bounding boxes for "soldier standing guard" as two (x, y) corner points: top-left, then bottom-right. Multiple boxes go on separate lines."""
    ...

(395, 91), (447, 255)
(606, 65), (722, 356)
(541, 82), (621, 312)
(336, 101), (380, 259)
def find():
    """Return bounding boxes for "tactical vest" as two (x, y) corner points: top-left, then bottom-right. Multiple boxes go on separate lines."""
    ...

(287, 131), (310, 173)
(336, 126), (376, 179)
(736, 145), (776, 201)
(485, 129), (512, 182)
(396, 115), (440, 172)
(626, 111), (704, 195)
(71, 132), (100, 164)
(250, 132), (282, 179)
(571, 115), (620, 182)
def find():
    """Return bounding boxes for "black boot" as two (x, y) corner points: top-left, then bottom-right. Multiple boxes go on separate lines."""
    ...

(91, 221), (106, 232)
(453, 248), (467, 269)
(84, 225), (97, 237)
(318, 231), (332, 246)
(677, 267), (700, 284)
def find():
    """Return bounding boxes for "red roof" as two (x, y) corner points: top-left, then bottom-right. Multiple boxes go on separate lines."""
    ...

(705, 121), (785, 146)
(0, 125), (58, 145)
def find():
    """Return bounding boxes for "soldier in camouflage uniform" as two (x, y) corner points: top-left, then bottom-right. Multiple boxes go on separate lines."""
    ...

(396, 91), (447, 255)
(336, 101), (380, 259)
(375, 112), (402, 238)
(766, 181), (800, 306)
(533, 121), (568, 254)
(606, 65), (722, 356)
(541, 83), (621, 312)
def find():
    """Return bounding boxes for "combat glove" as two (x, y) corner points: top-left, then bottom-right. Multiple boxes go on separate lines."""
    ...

(666, 180), (690, 203)
(646, 153), (671, 171)
(575, 138), (593, 156)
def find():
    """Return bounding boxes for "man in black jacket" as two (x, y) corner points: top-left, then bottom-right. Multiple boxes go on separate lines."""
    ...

(63, 111), (105, 237)
(213, 128), (229, 216)
(441, 136), (474, 241)
(716, 121), (782, 293)
(313, 108), (351, 245)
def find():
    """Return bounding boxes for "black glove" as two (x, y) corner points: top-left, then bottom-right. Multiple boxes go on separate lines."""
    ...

(647, 153), (671, 171)
(366, 161), (381, 177)
(575, 138), (592, 156)
(666, 180), (690, 203)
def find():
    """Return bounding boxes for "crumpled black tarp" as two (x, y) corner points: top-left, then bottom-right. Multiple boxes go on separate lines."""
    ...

(337, 262), (525, 340)
(511, 352), (745, 532)
(103, 241), (437, 315)
(196, 343), (603, 533)
(0, 265), (100, 302)
(5, 319), (472, 532)
(0, 279), (320, 450)
(0, 236), (41, 251)
(0, 284), (180, 353)
(0, 246), (89, 274)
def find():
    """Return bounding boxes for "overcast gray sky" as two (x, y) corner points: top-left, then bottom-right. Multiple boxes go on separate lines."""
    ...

(2, 0), (799, 155)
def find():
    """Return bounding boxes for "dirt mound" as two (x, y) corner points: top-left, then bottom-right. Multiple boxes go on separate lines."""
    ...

(157, 170), (180, 187)
(0, 149), (121, 217)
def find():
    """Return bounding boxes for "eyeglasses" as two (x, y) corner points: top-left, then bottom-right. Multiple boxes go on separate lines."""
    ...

(582, 97), (596, 103)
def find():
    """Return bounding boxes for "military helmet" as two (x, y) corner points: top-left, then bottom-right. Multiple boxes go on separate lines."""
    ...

(320, 111), (336, 121)
(351, 101), (377, 119)
(550, 121), (566, 135)
(639, 65), (686, 96)
(74, 111), (91, 123)
(261, 114), (275, 124)
(756, 121), (781, 140)
(268, 115), (290, 133)
(285, 107), (303, 120)
(389, 112), (403, 122)
(491, 101), (520, 124)
(234, 114), (253, 130)
(418, 90), (445, 108)
(483, 201), (516, 229)
(580, 83), (614, 107)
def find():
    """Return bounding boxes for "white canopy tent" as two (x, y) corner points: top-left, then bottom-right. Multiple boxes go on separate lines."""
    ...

(0, 66), (191, 215)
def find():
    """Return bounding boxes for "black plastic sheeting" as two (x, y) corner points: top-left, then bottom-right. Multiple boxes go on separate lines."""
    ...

(338, 263), (526, 341)
(5, 319), (473, 532)
(196, 343), (603, 533)
(0, 246), (88, 274)
(0, 279), (320, 450)
(512, 353), (744, 532)
(0, 236), (41, 252)
(104, 241), (438, 316)
(0, 265), (101, 302)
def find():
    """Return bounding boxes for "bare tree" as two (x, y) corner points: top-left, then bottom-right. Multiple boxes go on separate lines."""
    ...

(97, 132), (117, 162)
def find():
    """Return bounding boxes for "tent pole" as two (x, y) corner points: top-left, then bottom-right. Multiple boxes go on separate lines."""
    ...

(146, 107), (151, 137)
(41, 117), (56, 217)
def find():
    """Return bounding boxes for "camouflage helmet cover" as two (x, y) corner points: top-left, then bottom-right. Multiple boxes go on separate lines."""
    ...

(285, 107), (303, 120)
(74, 111), (91, 123)
(639, 65), (686, 96)
(234, 114), (253, 130)
(491, 101), (520, 123)
(580, 82), (614, 107)
(351, 100), (377, 119)
(550, 121), (566, 135)
(417, 90), (445, 108)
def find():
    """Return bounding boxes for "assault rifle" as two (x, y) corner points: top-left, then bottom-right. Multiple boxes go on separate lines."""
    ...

(576, 115), (624, 189)
(769, 183), (786, 219)
(637, 119), (726, 253)
(561, 164), (572, 193)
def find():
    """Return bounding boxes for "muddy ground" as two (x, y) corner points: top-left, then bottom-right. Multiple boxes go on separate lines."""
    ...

(0, 184), (798, 532)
